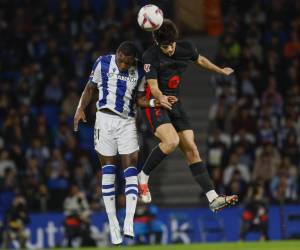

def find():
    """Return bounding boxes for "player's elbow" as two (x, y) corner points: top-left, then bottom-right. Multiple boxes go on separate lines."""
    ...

(197, 56), (206, 67)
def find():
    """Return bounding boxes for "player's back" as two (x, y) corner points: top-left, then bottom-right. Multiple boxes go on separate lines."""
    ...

(90, 54), (144, 118)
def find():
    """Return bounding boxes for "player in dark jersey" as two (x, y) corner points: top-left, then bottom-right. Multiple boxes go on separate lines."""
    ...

(138, 19), (238, 212)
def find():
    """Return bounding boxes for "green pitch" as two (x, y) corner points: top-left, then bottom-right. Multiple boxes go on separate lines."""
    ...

(53, 240), (300, 250)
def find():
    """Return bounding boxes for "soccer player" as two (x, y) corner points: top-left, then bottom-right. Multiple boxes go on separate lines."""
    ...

(73, 41), (176, 245)
(138, 19), (238, 211)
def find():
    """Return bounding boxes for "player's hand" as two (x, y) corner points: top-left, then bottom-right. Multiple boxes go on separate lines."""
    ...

(158, 95), (172, 110)
(221, 67), (234, 76)
(153, 96), (177, 107)
(74, 107), (87, 132)
(167, 96), (178, 104)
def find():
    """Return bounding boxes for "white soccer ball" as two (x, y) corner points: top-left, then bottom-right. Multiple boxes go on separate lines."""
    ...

(137, 4), (164, 32)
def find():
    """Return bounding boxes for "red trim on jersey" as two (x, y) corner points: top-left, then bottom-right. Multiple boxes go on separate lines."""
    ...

(145, 85), (154, 129)
(155, 108), (161, 118)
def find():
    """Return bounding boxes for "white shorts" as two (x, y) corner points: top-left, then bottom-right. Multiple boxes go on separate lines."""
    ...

(94, 111), (139, 156)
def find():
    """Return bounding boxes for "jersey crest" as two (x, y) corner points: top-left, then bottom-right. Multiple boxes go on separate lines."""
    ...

(144, 64), (151, 72)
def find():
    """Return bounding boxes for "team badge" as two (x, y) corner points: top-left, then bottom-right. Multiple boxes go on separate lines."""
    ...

(168, 75), (180, 89)
(144, 64), (151, 72)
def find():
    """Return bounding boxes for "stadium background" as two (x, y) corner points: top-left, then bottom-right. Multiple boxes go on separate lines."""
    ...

(0, 0), (300, 248)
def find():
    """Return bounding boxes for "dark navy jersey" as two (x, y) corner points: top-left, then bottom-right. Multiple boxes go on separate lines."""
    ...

(142, 40), (199, 96)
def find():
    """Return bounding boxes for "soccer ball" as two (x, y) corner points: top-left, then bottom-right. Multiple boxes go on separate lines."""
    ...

(137, 4), (164, 32)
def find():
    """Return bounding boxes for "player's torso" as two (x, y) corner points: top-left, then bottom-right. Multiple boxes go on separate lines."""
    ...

(96, 55), (142, 118)
(153, 42), (193, 95)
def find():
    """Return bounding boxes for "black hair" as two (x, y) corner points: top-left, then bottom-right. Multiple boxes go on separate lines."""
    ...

(153, 19), (179, 45)
(117, 41), (137, 58)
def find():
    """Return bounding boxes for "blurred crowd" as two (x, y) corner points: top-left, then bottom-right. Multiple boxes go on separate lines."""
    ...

(0, 0), (172, 216)
(207, 0), (300, 204)
(0, 0), (300, 222)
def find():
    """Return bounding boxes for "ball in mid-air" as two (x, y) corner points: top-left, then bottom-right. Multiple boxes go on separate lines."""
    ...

(137, 4), (164, 32)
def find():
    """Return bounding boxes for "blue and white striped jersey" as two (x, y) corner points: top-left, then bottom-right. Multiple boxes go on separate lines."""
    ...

(89, 54), (145, 118)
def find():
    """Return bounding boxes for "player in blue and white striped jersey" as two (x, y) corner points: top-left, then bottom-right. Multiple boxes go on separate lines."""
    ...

(74, 41), (177, 245)
(89, 52), (144, 119)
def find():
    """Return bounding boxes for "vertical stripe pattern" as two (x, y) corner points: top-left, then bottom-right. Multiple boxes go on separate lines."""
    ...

(115, 70), (128, 113)
(90, 54), (143, 118)
(98, 55), (112, 107)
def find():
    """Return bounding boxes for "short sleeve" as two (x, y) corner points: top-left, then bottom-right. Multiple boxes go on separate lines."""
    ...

(187, 41), (199, 61)
(142, 51), (158, 80)
(89, 57), (102, 84)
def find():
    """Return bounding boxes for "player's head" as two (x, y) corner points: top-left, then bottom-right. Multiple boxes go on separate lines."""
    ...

(153, 19), (179, 56)
(116, 41), (137, 71)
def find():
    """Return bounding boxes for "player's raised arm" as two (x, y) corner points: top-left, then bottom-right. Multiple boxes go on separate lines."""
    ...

(196, 55), (234, 76)
(74, 81), (97, 131)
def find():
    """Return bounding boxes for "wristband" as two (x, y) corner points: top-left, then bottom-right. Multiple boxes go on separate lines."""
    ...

(149, 99), (156, 107)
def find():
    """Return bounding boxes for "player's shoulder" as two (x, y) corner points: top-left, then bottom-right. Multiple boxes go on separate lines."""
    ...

(142, 45), (158, 60)
(176, 40), (199, 60)
(96, 54), (114, 62)
(177, 40), (195, 50)
(143, 45), (157, 55)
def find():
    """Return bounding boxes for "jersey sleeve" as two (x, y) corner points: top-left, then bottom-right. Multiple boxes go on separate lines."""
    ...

(89, 57), (102, 84)
(186, 41), (199, 61)
(142, 51), (158, 80)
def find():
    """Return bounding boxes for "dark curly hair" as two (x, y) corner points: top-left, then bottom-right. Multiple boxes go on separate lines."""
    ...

(117, 41), (138, 58)
(153, 19), (179, 45)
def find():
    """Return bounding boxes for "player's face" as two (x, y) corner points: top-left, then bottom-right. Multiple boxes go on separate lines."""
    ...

(116, 52), (135, 71)
(160, 42), (176, 56)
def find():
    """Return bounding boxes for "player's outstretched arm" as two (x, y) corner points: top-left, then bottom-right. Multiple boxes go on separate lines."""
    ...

(74, 81), (97, 131)
(196, 55), (234, 76)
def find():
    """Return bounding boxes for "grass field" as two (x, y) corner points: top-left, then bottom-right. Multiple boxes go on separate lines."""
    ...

(53, 240), (300, 250)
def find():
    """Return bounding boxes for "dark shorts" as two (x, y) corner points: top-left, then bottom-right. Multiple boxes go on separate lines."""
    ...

(143, 101), (191, 132)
